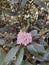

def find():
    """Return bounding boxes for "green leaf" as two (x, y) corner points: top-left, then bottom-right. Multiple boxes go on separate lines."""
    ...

(20, 0), (28, 9)
(9, 0), (19, 5)
(4, 45), (20, 65)
(30, 30), (37, 37)
(33, 44), (46, 54)
(34, 51), (49, 61)
(22, 60), (33, 65)
(2, 9), (19, 16)
(43, 51), (49, 61)
(34, 55), (45, 61)
(0, 39), (5, 45)
(39, 62), (46, 65)
(0, 51), (6, 65)
(27, 45), (38, 56)
(40, 39), (47, 46)
(34, 0), (47, 11)
(15, 47), (24, 65)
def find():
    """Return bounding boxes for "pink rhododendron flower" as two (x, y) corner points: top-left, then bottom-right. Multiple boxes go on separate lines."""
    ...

(17, 30), (32, 46)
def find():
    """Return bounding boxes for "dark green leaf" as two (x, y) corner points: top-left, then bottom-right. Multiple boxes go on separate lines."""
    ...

(39, 62), (46, 65)
(15, 47), (24, 65)
(20, 0), (28, 9)
(4, 45), (20, 65)
(27, 45), (38, 56)
(33, 44), (46, 54)
(0, 39), (5, 45)
(30, 30), (37, 37)
(0, 51), (5, 65)
(0, 24), (10, 33)
(33, 34), (40, 40)
(2, 9), (19, 16)
(43, 51), (49, 61)
(34, 0), (47, 10)
(40, 39), (47, 46)
(34, 51), (49, 61)
(34, 55), (45, 61)
(9, 0), (19, 5)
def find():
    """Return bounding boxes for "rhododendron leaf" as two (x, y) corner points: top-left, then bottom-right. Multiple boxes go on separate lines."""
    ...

(34, 55), (45, 61)
(22, 60), (33, 65)
(20, 0), (28, 9)
(30, 30), (37, 37)
(33, 44), (46, 54)
(0, 51), (5, 65)
(33, 51), (49, 61)
(33, 34), (40, 40)
(39, 62), (46, 65)
(4, 45), (20, 65)
(27, 45), (38, 56)
(15, 47), (24, 65)
(43, 51), (49, 61)
(34, 0), (47, 11)
(39, 39), (47, 46)
(2, 9), (19, 16)
(0, 39), (5, 45)
(0, 24), (10, 33)
(8, 0), (19, 5)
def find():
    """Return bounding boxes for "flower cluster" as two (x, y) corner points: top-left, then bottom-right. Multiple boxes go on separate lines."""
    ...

(17, 30), (32, 46)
